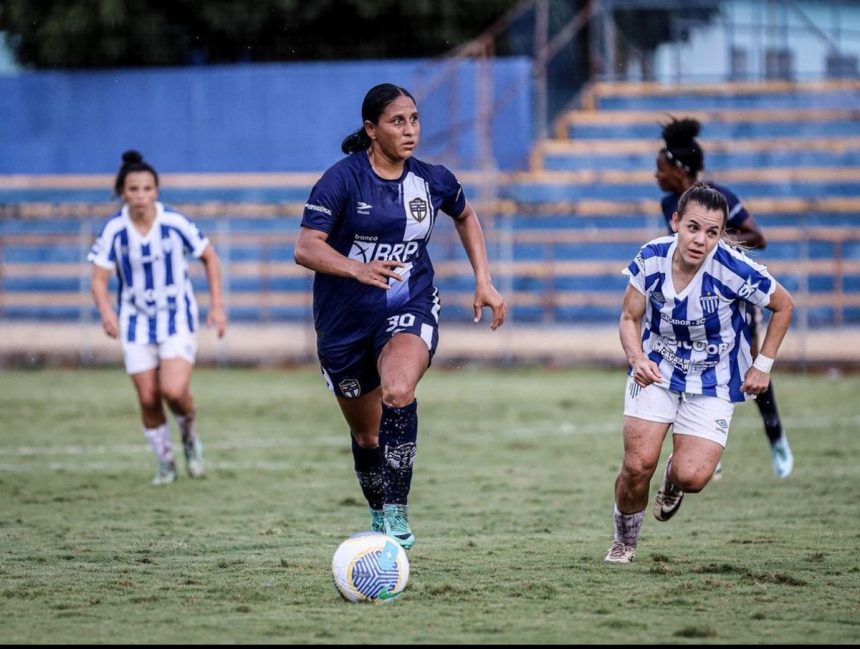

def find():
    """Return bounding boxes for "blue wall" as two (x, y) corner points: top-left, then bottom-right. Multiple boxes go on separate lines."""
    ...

(0, 58), (533, 174)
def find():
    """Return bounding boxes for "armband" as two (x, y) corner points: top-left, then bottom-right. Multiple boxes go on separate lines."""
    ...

(752, 354), (774, 373)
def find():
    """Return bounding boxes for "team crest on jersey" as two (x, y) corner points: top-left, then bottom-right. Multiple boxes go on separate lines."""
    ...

(409, 197), (428, 222)
(651, 291), (666, 305)
(700, 293), (720, 314)
(384, 442), (417, 469)
(338, 378), (361, 398)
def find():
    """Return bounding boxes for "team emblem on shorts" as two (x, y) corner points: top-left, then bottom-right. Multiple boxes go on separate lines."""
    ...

(338, 378), (362, 398)
(384, 442), (417, 469)
(408, 197), (427, 222)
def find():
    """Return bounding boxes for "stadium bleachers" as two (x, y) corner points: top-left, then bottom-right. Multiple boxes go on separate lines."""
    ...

(1, 80), (859, 328)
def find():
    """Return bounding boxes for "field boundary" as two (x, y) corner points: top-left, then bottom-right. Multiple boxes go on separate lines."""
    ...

(2, 321), (859, 370)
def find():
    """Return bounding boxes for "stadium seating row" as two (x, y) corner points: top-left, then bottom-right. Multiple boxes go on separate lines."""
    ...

(1, 80), (858, 328)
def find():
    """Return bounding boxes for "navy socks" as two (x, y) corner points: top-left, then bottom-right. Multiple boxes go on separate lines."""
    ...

(379, 400), (418, 505)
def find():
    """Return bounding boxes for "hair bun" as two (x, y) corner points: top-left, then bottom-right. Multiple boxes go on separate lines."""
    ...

(661, 117), (701, 147)
(121, 150), (143, 164)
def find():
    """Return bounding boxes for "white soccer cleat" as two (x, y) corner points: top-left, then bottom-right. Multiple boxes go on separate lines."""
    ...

(604, 541), (636, 563)
(152, 460), (177, 486)
(770, 436), (793, 479)
(183, 439), (205, 478)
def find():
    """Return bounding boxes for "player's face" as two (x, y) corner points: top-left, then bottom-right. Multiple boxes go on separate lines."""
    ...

(121, 171), (159, 217)
(672, 201), (725, 270)
(655, 152), (686, 194)
(367, 95), (420, 162)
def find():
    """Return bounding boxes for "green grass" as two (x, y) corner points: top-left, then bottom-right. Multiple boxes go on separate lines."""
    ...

(1, 366), (858, 643)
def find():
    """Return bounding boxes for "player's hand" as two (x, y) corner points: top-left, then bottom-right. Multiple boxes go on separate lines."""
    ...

(630, 357), (662, 387)
(473, 284), (507, 330)
(207, 305), (228, 338)
(741, 367), (769, 396)
(354, 260), (405, 289)
(100, 311), (119, 338)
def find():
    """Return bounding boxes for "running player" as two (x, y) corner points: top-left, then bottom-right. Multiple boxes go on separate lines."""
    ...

(294, 83), (507, 549)
(604, 183), (794, 563)
(88, 150), (227, 485)
(655, 116), (794, 480)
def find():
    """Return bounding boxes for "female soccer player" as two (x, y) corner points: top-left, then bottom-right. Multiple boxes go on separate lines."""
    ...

(88, 150), (227, 485)
(655, 116), (794, 480)
(604, 183), (794, 563)
(295, 83), (507, 548)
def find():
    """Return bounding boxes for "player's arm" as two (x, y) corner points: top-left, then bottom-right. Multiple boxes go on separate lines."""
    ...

(741, 282), (794, 395)
(91, 265), (119, 338)
(294, 226), (404, 290)
(453, 200), (507, 330)
(619, 284), (662, 386)
(199, 244), (227, 338)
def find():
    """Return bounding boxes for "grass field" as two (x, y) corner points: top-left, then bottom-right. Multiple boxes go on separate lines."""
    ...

(1, 365), (858, 643)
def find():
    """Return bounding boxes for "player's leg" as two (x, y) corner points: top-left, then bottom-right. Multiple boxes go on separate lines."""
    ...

(656, 394), (732, 521)
(755, 381), (793, 478)
(750, 308), (793, 478)
(375, 332), (430, 549)
(160, 353), (203, 478)
(335, 387), (385, 532)
(606, 378), (675, 563)
(126, 342), (176, 485)
(320, 343), (386, 532)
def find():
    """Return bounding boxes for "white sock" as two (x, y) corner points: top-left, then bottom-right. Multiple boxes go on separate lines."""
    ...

(144, 423), (174, 464)
(614, 504), (644, 546)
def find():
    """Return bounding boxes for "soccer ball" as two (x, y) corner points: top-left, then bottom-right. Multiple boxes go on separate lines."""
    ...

(331, 532), (410, 603)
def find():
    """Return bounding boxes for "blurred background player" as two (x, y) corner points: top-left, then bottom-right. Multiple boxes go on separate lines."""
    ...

(88, 150), (227, 485)
(606, 183), (795, 563)
(295, 83), (507, 549)
(654, 116), (794, 479)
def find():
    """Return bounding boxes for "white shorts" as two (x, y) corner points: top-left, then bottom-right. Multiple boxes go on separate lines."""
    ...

(623, 377), (735, 447)
(123, 333), (197, 375)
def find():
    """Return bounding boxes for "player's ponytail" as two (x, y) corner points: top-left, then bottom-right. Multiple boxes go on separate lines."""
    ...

(341, 129), (371, 154)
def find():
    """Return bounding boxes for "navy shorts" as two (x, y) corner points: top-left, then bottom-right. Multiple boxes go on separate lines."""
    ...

(318, 289), (441, 399)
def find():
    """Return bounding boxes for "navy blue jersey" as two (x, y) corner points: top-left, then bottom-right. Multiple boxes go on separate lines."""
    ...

(661, 181), (750, 235)
(301, 152), (466, 346)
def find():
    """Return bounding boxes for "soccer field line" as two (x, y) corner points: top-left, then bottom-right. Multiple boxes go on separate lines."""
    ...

(1, 412), (858, 467)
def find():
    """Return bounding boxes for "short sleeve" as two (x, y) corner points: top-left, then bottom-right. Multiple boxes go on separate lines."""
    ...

(622, 247), (648, 295)
(302, 166), (348, 233)
(87, 222), (118, 270)
(438, 167), (467, 218)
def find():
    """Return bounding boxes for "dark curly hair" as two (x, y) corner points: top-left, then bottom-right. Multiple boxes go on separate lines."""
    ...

(660, 116), (703, 176)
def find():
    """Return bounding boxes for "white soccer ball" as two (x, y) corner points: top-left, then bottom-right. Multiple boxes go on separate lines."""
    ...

(331, 532), (410, 603)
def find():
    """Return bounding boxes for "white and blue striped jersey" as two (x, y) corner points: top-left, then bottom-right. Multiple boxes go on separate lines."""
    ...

(624, 235), (776, 403)
(301, 152), (465, 347)
(88, 202), (210, 344)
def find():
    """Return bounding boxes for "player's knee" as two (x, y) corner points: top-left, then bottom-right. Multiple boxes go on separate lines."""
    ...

(351, 430), (379, 449)
(380, 382), (416, 409)
(159, 385), (187, 407)
(672, 469), (709, 493)
(621, 455), (658, 485)
(138, 392), (162, 412)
